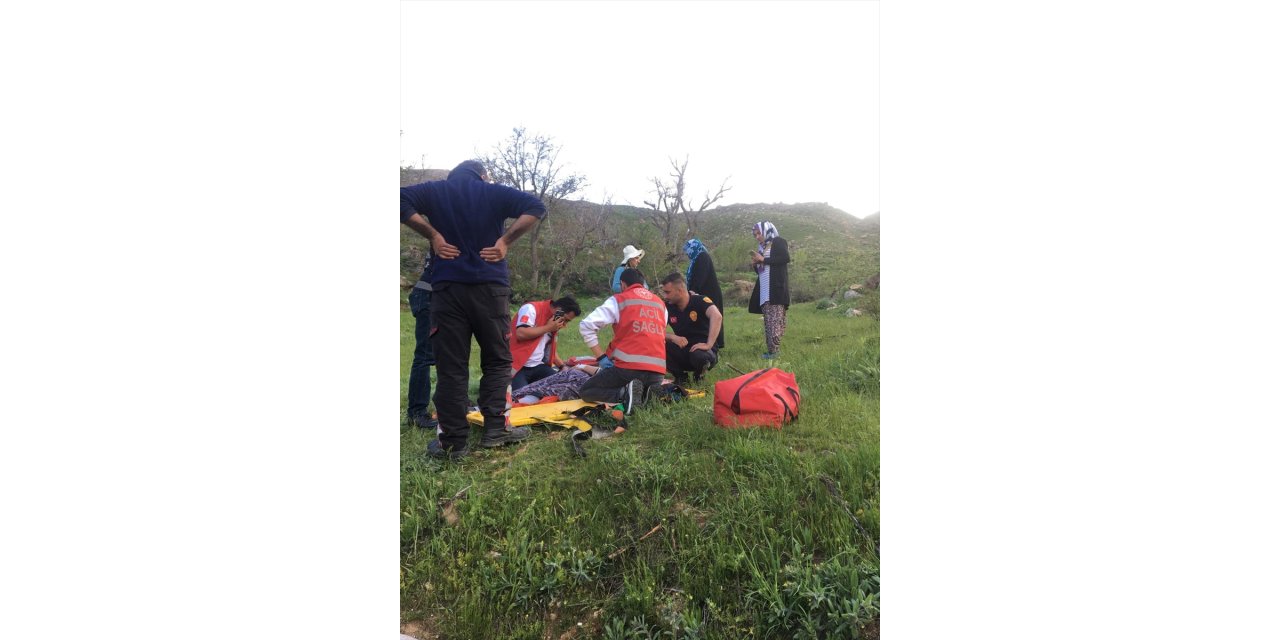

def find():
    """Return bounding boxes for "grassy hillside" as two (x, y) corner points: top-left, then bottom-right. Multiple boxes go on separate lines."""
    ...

(400, 169), (880, 638)
(401, 301), (880, 639)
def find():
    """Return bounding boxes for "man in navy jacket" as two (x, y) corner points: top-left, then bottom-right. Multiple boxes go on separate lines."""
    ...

(401, 160), (545, 460)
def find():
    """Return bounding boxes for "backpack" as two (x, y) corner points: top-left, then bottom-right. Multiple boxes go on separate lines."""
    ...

(713, 368), (801, 428)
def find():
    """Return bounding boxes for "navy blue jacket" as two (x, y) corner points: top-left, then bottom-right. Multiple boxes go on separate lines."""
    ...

(400, 164), (546, 286)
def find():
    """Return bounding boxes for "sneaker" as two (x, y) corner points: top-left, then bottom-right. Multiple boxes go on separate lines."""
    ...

(427, 439), (468, 461)
(623, 379), (645, 415)
(409, 414), (440, 430)
(480, 426), (532, 448)
(762, 352), (777, 360)
(645, 383), (665, 404)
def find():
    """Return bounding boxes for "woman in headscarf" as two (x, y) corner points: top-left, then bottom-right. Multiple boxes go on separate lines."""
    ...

(684, 238), (725, 349)
(748, 221), (790, 359)
(610, 244), (647, 293)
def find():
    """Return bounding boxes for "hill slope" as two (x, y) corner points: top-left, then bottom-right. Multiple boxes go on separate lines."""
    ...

(399, 170), (880, 638)
(400, 170), (878, 309)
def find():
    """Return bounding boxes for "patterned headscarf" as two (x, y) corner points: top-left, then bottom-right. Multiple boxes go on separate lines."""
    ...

(683, 238), (707, 283)
(753, 221), (779, 253)
(752, 221), (779, 275)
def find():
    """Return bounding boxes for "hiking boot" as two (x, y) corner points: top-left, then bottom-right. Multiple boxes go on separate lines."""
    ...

(427, 439), (468, 461)
(623, 379), (645, 415)
(481, 426), (532, 448)
(409, 414), (440, 430)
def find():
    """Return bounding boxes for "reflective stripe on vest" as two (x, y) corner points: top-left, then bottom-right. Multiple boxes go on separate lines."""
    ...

(606, 285), (667, 373)
(611, 347), (667, 369)
(618, 298), (665, 311)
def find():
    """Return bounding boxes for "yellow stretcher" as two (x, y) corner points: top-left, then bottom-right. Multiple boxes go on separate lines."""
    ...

(466, 390), (708, 432)
(467, 399), (601, 431)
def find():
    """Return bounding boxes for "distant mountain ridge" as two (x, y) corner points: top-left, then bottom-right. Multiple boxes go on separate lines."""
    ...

(400, 169), (878, 304)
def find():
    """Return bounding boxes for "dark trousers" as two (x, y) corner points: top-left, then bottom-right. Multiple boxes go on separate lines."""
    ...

(579, 365), (663, 404)
(665, 342), (718, 382)
(430, 282), (512, 450)
(406, 287), (434, 420)
(511, 363), (557, 392)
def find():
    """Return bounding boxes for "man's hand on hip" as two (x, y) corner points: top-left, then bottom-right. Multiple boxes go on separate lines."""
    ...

(431, 235), (461, 259)
(480, 238), (509, 262)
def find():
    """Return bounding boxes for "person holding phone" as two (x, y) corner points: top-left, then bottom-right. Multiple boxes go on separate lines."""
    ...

(510, 295), (582, 390)
(749, 221), (791, 359)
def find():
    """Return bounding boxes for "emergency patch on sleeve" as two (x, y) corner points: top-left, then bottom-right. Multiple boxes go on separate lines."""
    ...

(703, 297), (713, 304)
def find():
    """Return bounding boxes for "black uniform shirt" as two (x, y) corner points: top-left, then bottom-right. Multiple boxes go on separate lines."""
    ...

(666, 292), (717, 347)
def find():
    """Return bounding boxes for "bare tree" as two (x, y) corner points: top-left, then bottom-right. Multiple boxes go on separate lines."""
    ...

(480, 127), (587, 290)
(545, 192), (616, 298)
(642, 155), (731, 256)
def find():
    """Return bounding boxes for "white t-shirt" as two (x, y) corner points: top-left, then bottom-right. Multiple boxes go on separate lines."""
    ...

(515, 303), (552, 368)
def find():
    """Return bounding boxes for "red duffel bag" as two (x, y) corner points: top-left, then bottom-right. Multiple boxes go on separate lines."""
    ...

(713, 367), (801, 428)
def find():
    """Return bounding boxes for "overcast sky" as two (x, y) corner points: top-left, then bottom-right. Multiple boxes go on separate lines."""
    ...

(400, 0), (878, 219)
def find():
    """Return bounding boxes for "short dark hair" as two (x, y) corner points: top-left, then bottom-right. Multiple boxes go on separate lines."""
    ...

(552, 296), (581, 316)
(660, 272), (686, 287)
(619, 268), (645, 286)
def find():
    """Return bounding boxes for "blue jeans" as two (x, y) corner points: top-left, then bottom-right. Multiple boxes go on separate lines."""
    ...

(407, 287), (435, 420)
(511, 363), (557, 393)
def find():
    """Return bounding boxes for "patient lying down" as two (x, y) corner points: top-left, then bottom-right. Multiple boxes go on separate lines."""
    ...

(511, 363), (685, 406)
(511, 364), (601, 405)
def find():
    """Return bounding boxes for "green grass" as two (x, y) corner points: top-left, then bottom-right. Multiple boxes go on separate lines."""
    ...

(400, 299), (879, 639)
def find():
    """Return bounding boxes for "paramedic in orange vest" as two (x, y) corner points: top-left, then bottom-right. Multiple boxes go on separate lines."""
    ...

(510, 296), (582, 391)
(578, 268), (668, 414)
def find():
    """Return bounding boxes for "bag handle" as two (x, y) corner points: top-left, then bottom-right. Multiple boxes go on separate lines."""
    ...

(730, 367), (773, 413)
(773, 393), (796, 422)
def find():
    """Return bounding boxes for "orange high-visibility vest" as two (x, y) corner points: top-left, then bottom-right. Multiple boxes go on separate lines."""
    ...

(606, 284), (668, 373)
(509, 299), (558, 374)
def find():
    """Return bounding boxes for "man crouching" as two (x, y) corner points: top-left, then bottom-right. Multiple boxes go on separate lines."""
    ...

(577, 268), (668, 414)
(659, 272), (722, 386)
